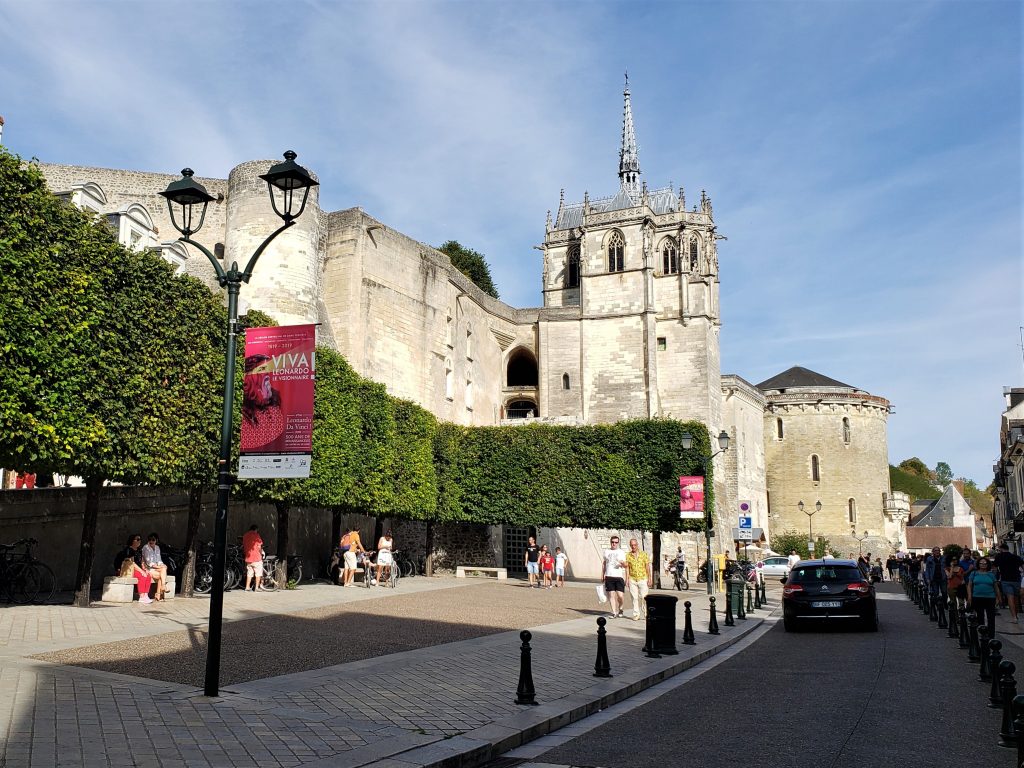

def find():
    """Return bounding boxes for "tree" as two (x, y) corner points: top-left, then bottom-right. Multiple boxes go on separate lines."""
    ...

(934, 461), (953, 486)
(437, 240), (499, 299)
(898, 457), (932, 479)
(0, 147), (226, 604)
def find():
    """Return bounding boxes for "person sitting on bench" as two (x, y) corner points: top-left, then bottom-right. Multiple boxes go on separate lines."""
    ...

(113, 534), (153, 604)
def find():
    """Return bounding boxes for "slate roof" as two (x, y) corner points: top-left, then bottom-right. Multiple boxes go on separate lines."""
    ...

(554, 186), (679, 230)
(913, 485), (974, 527)
(756, 366), (855, 391)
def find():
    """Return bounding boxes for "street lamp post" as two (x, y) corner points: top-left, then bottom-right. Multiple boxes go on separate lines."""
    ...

(853, 529), (869, 556)
(681, 429), (731, 595)
(160, 152), (318, 697)
(798, 500), (822, 555)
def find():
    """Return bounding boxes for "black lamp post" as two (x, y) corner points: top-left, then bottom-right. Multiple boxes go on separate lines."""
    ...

(681, 429), (730, 595)
(853, 529), (869, 556)
(798, 500), (822, 555)
(160, 152), (317, 697)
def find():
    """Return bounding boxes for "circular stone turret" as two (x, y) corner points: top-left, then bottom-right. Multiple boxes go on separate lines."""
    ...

(225, 158), (321, 326)
(759, 366), (893, 557)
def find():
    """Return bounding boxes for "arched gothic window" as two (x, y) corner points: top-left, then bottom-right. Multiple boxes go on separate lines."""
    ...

(811, 454), (820, 482)
(562, 373), (571, 390)
(566, 245), (580, 288)
(848, 498), (857, 524)
(608, 232), (624, 273)
(776, 418), (784, 439)
(689, 236), (699, 272)
(842, 417), (851, 444)
(662, 240), (678, 274)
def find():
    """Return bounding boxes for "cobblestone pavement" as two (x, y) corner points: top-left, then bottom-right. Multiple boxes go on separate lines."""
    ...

(0, 578), (770, 768)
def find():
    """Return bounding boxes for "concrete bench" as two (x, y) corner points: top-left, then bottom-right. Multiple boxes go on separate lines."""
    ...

(101, 576), (137, 602)
(455, 566), (507, 580)
(101, 574), (176, 602)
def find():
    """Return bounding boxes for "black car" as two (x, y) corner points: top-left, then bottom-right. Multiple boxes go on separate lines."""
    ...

(781, 559), (878, 632)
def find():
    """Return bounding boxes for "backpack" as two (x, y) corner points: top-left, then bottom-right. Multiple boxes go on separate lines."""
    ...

(339, 532), (353, 553)
(947, 567), (964, 591)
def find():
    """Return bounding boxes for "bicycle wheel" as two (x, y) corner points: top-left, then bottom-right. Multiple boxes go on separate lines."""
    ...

(287, 557), (303, 585)
(194, 562), (214, 594)
(261, 563), (279, 591)
(8, 563), (40, 604)
(390, 564), (400, 589)
(400, 558), (416, 578)
(30, 562), (57, 604)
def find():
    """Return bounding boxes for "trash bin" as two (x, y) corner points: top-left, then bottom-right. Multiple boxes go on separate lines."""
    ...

(728, 576), (745, 613)
(643, 594), (679, 656)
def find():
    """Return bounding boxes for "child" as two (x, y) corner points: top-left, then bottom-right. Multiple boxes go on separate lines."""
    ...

(555, 547), (569, 587)
(539, 545), (555, 589)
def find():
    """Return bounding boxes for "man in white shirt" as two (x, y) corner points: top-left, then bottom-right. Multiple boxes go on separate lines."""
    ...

(141, 533), (169, 601)
(787, 549), (801, 571)
(602, 536), (627, 618)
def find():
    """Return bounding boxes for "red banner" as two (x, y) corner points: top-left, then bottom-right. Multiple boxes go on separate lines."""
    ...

(238, 324), (315, 478)
(679, 476), (705, 519)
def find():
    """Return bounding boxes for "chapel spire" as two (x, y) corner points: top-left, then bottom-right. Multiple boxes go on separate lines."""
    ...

(618, 73), (640, 192)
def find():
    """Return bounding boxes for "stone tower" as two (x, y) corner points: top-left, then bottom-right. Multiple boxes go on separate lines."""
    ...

(759, 366), (894, 556)
(538, 77), (722, 428)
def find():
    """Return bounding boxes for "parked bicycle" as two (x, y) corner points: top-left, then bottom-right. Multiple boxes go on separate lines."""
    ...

(0, 538), (57, 604)
(360, 551), (399, 589)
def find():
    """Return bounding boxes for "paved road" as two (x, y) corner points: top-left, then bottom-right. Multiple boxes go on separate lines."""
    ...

(516, 583), (1022, 768)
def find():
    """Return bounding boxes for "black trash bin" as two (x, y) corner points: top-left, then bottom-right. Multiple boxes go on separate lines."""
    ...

(643, 594), (679, 655)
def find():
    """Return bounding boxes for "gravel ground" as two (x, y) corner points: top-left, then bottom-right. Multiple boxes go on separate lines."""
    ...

(33, 581), (607, 687)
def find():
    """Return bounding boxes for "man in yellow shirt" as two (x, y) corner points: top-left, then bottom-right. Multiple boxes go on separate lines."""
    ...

(625, 538), (653, 621)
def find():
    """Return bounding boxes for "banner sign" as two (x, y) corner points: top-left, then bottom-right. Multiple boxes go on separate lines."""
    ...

(238, 324), (316, 479)
(679, 476), (705, 519)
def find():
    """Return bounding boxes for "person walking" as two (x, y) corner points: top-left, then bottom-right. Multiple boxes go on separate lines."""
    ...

(524, 536), (540, 588)
(925, 547), (946, 604)
(967, 556), (998, 635)
(554, 546), (569, 587)
(625, 538), (652, 621)
(787, 549), (801, 571)
(242, 525), (265, 592)
(539, 545), (555, 588)
(602, 535), (627, 618)
(993, 543), (1023, 623)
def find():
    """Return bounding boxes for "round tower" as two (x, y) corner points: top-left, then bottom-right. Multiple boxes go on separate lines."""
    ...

(759, 367), (893, 557)
(224, 158), (321, 326)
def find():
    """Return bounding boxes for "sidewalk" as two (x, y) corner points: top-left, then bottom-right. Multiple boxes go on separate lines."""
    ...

(0, 579), (774, 768)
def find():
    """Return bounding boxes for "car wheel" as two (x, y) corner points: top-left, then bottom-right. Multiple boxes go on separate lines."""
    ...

(784, 616), (796, 632)
(863, 613), (878, 632)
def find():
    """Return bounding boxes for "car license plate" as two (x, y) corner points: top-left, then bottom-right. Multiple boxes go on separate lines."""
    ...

(812, 600), (842, 608)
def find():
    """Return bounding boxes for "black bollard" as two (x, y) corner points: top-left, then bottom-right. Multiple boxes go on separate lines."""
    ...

(921, 589), (930, 615)
(958, 607), (969, 649)
(968, 612), (981, 663)
(929, 591), (938, 622)
(937, 593), (947, 629)
(1012, 694), (1024, 765)
(989, 640), (1005, 708)
(999, 660), (1018, 748)
(514, 630), (539, 705)
(759, 577), (768, 605)
(979, 626), (992, 681)
(708, 596), (720, 635)
(948, 599), (958, 639)
(737, 583), (747, 620)
(724, 587), (735, 627)
(746, 584), (754, 614)
(753, 580), (762, 609)
(594, 617), (612, 677)
(682, 600), (696, 645)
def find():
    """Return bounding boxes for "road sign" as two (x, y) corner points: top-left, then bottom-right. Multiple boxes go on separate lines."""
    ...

(737, 529), (753, 541)
(738, 516), (752, 530)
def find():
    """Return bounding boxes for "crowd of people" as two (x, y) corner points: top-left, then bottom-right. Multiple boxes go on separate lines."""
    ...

(332, 527), (397, 587)
(898, 542), (1024, 636)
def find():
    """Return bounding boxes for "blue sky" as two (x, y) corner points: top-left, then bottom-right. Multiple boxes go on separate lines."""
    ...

(0, 1), (1019, 485)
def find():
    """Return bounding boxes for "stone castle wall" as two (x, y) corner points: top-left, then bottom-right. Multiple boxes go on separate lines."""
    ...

(764, 393), (892, 553)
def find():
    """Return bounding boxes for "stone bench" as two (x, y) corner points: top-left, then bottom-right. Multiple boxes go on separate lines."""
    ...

(101, 574), (176, 602)
(455, 566), (507, 580)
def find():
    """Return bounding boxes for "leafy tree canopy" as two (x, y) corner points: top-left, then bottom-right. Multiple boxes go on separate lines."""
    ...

(898, 457), (932, 479)
(890, 464), (940, 503)
(934, 461), (953, 486)
(437, 240), (499, 299)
